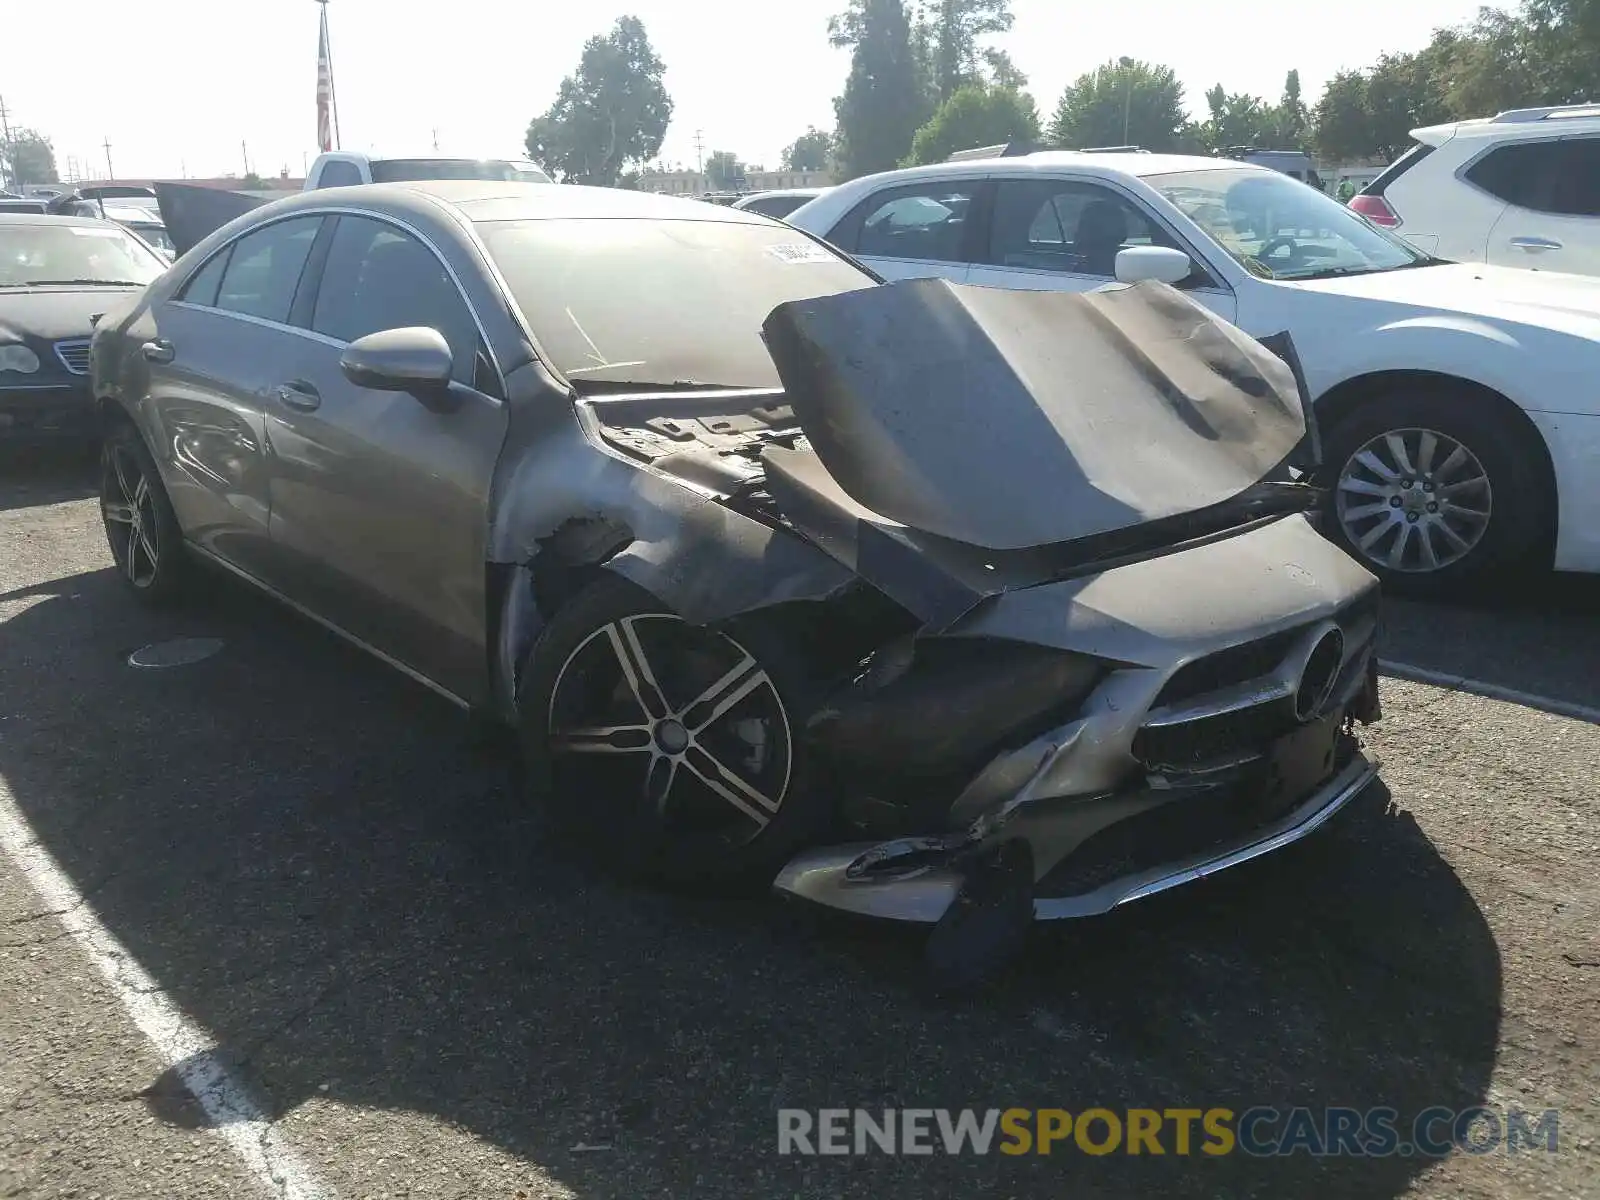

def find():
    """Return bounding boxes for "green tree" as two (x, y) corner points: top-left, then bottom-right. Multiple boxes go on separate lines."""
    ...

(705, 150), (744, 190)
(981, 47), (1027, 91)
(832, 0), (930, 178)
(525, 15), (672, 186)
(905, 83), (1039, 164)
(782, 127), (835, 171)
(2, 130), (59, 189)
(1312, 70), (1373, 160)
(926, 0), (1015, 102)
(1273, 69), (1310, 148)
(1049, 59), (1187, 151)
(1363, 50), (1449, 159)
(1200, 85), (1275, 151)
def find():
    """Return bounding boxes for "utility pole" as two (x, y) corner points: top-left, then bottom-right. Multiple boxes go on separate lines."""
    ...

(103, 136), (114, 181)
(0, 96), (13, 190)
(1119, 56), (1135, 146)
(432, 128), (440, 152)
(242, 140), (251, 177)
(693, 129), (705, 176)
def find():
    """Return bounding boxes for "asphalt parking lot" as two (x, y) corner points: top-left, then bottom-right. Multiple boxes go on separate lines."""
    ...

(1, 450), (1596, 1200)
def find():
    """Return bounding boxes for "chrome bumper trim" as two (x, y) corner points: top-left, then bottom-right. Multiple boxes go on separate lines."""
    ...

(771, 752), (1379, 925)
(1031, 751), (1378, 919)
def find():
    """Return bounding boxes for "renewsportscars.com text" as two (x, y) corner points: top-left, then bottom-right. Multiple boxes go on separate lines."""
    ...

(777, 1106), (1560, 1157)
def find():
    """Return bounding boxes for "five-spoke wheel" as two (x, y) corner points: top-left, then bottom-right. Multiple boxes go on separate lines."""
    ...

(100, 422), (185, 603)
(520, 577), (828, 886)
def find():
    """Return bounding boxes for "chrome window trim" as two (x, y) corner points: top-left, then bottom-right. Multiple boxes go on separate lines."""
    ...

(169, 204), (508, 399)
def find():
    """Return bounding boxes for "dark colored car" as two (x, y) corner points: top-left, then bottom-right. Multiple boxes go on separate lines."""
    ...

(0, 213), (167, 442)
(89, 181), (1383, 983)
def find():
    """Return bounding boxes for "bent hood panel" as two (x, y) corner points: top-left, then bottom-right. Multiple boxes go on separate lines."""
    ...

(762, 278), (1306, 552)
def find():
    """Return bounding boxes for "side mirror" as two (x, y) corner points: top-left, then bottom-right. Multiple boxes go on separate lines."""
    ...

(339, 327), (456, 410)
(1114, 246), (1194, 286)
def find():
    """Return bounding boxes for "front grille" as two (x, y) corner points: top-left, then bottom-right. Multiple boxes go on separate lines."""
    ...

(1133, 591), (1380, 771)
(54, 338), (91, 376)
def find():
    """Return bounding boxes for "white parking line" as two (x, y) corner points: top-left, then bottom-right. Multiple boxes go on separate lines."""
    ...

(0, 777), (333, 1200)
(1381, 660), (1600, 726)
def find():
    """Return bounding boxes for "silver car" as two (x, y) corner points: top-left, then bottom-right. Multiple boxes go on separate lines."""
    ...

(90, 181), (1383, 984)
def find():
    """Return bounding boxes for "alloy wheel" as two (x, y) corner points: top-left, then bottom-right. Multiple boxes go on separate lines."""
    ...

(545, 614), (793, 848)
(1334, 427), (1493, 573)
(101, 444), (162, 588)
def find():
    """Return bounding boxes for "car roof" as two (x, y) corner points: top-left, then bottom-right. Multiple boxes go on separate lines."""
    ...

(273, 179), (777, 224)
(1413, 105), (1600, 144)
(0, 212), (128, 229)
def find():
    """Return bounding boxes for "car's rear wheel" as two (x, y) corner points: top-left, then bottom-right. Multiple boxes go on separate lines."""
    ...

(1318, 385), (1552, 598)
(100, 421), (187, 605)
(518, 576), (831, 888)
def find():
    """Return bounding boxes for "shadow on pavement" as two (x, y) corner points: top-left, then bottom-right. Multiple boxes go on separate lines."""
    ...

(0, 444), (99, 512)
(0, 566), (1503, 1198)
(1381, 572), (1600, 718)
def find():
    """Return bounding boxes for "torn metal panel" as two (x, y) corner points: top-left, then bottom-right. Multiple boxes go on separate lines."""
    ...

(154, 182), (268, 258)
(762, 277), (1306, 552)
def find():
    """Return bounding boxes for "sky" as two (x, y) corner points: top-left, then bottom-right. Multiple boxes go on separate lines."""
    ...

(7, 0), (1494, 182)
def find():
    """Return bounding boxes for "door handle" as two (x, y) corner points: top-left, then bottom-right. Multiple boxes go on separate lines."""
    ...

(274, 381), (322, 412)
(1509, 236), (1563, 251)
(141, 338), (175, 364)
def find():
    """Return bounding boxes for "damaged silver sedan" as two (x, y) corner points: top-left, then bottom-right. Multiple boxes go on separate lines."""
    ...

(90, 181), (1382, 982)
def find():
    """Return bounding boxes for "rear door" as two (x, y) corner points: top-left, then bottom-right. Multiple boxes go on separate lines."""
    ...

(821, 178), (984, 283)
(262, 212), (508, 703)
(1478, 136), (1600, 276)
(141, 214), (325, 578)
(965, 176), (1237, 322)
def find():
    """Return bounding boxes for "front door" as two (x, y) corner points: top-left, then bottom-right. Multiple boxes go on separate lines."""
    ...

(263, 214), (508, 703)
(965, 178), (1238, 323)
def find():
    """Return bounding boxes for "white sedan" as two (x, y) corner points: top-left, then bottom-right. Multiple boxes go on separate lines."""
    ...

(786, 153), (1600, 596)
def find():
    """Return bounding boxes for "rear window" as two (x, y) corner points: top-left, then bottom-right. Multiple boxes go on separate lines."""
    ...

(477, 216), (874, 389)
(1361, 144), (1435, 196)
(741, 195), (809, 219)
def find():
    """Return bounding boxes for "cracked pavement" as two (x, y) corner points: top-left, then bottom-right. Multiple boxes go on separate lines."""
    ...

(0, 452), (1597, 1199)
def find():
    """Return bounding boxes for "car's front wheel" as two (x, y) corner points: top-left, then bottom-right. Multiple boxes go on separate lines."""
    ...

(517, 576), (832, 888)
(1319, 385), (1552, 597)
(100, 420), (187, 605)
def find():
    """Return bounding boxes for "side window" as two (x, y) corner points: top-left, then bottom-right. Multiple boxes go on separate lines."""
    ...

(987, 179), (1180, 278)
(316, 160), (365, 188)
(177, 248), (230, 307)
(214, 217), (323, 324)
(1541, 138), (1600, 216)
(1464, 141), (1558, 210)
(834, 182), (978, 263)
(309, 215), (481, 385)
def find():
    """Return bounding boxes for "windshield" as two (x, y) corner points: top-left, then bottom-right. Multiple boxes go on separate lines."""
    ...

(1149, 167), (1428, 280)
(369, 158), (551, 184)
(0, 222), (166, 287)
(478, 216), (874, 388)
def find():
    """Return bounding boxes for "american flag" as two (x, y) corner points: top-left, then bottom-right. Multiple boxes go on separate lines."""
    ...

(316, 6), (335, 153)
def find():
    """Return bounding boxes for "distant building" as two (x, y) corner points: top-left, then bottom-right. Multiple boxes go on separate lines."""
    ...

(637, 168), (832, 196)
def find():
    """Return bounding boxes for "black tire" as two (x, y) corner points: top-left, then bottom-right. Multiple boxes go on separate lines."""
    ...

(517, 575), (832, 890)
(100, 418), (188, 605)
(1316, 383), (1553, 599)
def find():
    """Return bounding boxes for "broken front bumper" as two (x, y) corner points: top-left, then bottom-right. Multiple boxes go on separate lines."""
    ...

(772, 746), (1379, 923)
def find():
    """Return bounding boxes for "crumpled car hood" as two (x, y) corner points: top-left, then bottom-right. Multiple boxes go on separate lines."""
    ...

(761, 277), (1307, 553)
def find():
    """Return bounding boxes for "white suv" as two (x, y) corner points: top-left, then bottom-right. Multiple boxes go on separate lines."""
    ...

(1350, 104), (1600, 275)
(303, 151), (553, 190)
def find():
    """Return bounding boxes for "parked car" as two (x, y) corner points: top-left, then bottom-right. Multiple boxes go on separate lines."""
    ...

(786, 152), (1600, 596)
(1350, 104), (1600, 275)
(304, 151), (554, 189)
(731, 188), (832, 220)
(0, 213), (167, 442)
(1220, 147), (1326, 191)
(89, 181), (1383, 983)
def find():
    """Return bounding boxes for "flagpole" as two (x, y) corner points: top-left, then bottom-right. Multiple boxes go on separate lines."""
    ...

(317, 0), (342, 151)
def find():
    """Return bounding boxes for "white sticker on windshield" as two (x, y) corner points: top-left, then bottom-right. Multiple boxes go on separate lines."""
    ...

(765, 242), (835, 264)
(69, 227), (125, 238)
